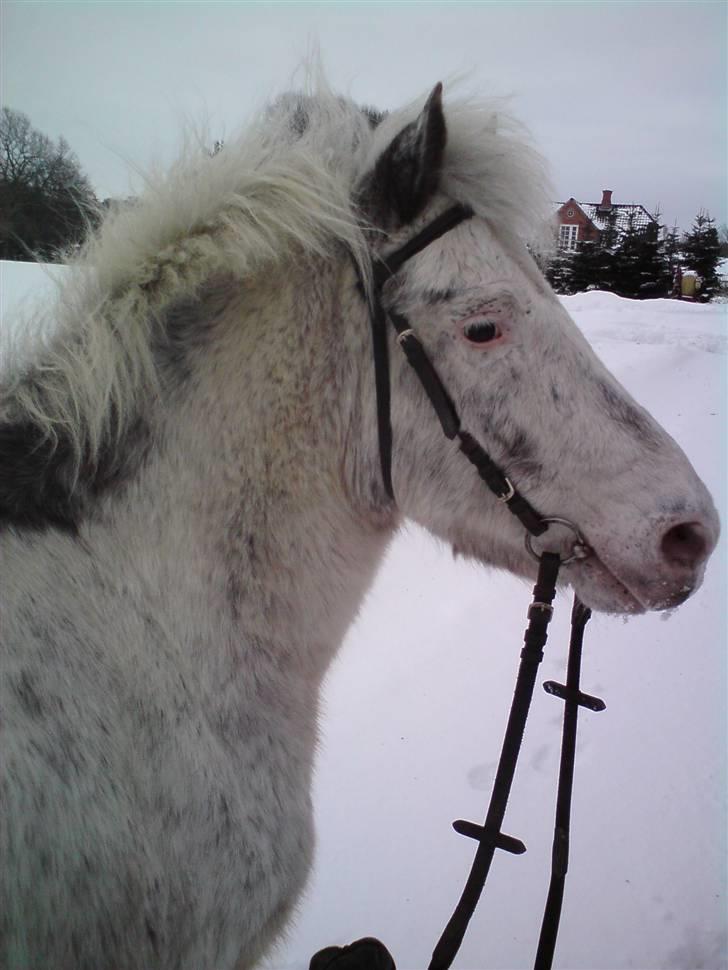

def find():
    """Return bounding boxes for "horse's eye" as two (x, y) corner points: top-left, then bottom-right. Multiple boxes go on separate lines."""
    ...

(464, 320), (500, 344)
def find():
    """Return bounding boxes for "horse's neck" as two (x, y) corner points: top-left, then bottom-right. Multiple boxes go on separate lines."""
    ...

(92, 258), (395, 685)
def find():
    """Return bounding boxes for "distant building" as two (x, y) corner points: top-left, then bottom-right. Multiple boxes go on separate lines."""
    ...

(554, 190), (659, 250)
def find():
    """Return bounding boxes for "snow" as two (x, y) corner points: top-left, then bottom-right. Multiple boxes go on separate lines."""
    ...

(1, 266), (726, 969)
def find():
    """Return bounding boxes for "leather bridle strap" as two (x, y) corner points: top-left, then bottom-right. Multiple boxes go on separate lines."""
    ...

(366, 204), (547, 537)
(429, 552), (561, 970)
(366, 204), (476, 502)
(370, 204), (477, 289)
(535, 598), (603, 970)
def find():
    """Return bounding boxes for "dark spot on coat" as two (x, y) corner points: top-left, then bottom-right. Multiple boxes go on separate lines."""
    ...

(660, 498), (688, 517)
(509, 428), (536, 464)
(13, 671), (44, 718)
(156, 276), (233, 381)
(0, 422), (81, 532)
(505, 428), (544, 481)
(246, 534), (257, 563)
(423, 287), (455, 305)
(479, 417), (543, 481)
(0, 412), (149, 533)
(595, 379), (661, 447)
(290, 100), (309, 136)
(145, 919), (159, 953)
(39, 850), (52, 875)
(360, 105), (387, 129)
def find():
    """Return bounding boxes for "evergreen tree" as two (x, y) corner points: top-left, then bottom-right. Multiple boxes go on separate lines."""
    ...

(681, 210), (721, 300)
(544, 248), (575, 294)
(634, 221), (671, 297)
(664, 222), (681, 275)
(610, 214), (670, 298)
(599, 208), (619, 251)
(569, 240), (614, 293)
(610, 212), (643, 296)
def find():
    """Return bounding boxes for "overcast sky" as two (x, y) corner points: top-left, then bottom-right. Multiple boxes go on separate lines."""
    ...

(2, 1), (726, 233)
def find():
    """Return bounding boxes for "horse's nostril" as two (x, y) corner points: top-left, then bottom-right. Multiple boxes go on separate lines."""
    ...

(661, 521), (709, 569)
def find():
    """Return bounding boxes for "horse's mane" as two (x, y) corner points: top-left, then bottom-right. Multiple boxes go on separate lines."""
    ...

(0, 72), (551, 528)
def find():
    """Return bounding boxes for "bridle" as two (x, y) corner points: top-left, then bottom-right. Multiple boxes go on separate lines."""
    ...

(357, 204), (606, 970)
(361, 204), (605, 970)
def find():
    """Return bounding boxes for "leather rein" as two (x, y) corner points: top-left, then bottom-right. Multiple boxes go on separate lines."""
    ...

(359, 204), (607, 970)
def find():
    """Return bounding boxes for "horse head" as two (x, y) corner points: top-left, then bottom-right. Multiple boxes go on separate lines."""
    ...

(350, 84), (719, 614)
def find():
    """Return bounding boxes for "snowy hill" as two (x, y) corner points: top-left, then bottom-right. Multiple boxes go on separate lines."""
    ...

(2, 264), (726, 969)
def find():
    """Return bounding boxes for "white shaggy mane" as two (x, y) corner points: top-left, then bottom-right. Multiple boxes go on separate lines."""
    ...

(1, 75), (552, 478)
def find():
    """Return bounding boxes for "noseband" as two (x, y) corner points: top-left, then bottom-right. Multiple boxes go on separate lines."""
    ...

(352, 206), (605, 969)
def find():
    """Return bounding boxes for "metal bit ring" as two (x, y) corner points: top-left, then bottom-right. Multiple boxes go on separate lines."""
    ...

(525, 516), (592, 565)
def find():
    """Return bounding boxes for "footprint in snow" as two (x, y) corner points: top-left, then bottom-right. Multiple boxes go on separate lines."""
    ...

(467, 762), (495, 791)
(531, 743), (550, 771)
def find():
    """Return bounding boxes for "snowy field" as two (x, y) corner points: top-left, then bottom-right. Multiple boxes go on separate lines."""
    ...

(2, 265), (726, 969)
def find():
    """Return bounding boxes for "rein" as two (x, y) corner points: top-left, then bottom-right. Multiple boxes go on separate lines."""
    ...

(360, 205), (606, 969)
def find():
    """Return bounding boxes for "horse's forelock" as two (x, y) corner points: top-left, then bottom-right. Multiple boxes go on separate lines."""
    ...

(441, 96), (553, 246)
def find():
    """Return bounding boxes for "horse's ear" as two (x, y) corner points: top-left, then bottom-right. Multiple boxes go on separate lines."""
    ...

(365, 82), (447, 225)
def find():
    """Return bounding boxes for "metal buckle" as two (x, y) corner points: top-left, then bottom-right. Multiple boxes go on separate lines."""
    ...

(396, 328), (415, 345)
(528, 601), (554, 620)
(524, 516), (591, 565)
(497, 477), (515, 503)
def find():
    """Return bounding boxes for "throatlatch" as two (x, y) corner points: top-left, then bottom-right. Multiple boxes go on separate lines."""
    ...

(311, 206), (606, 970)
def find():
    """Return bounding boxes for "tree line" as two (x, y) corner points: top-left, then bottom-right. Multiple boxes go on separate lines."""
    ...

(543, 210), (724, 302)
(1, 107), (725, 301)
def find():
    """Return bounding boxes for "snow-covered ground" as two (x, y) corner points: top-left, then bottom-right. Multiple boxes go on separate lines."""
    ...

(2, 266), (726, 969)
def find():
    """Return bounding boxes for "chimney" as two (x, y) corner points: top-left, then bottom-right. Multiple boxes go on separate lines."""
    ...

(598, 189), (613, 210)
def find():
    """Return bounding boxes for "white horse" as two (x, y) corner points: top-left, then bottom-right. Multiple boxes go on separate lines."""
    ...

(0, 78), (719, 970)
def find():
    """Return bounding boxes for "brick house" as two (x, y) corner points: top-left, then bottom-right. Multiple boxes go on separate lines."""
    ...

(555, 190), (659, 250)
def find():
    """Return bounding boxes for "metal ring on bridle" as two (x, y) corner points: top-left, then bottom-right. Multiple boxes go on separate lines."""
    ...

(525, 516), (592, 565)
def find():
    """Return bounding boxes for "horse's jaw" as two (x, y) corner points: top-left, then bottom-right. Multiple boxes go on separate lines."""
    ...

(450, 514), (717, 617)
(564, 556), (656, 615)
(564, 539), (712, 616)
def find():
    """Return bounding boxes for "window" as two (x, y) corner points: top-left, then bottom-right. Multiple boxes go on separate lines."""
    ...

(559, 224), (579, 250)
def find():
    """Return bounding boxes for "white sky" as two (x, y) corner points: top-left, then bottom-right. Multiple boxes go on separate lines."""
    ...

(2, 1), (726, 233)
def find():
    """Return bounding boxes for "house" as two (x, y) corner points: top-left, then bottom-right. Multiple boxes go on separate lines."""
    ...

(554, 190), (659, 250)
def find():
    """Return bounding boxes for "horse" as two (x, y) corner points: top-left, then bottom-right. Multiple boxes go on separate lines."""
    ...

(0, 77), (719, 970)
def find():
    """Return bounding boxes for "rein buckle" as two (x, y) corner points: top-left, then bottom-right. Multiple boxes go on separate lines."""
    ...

(528, 601), (554, 620)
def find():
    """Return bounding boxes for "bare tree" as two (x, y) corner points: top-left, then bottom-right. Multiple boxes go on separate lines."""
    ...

(0, 106), (98, 261)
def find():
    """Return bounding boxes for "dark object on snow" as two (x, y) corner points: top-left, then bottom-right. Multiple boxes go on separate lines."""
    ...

(309, 937), (397, 970)
(638, 280), (664, 299)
